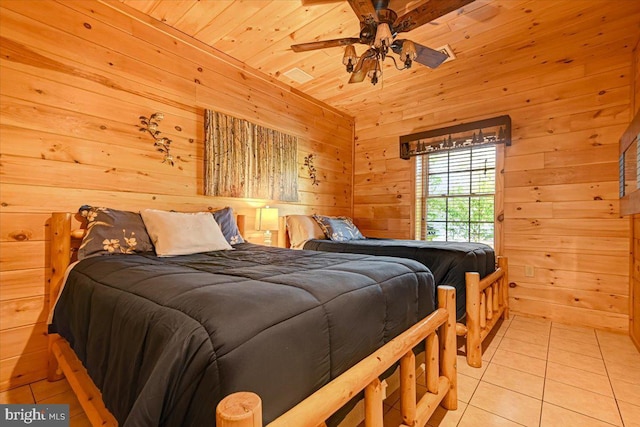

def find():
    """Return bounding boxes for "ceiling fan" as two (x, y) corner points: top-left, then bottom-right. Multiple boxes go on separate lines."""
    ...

(291, 0), (475, 85)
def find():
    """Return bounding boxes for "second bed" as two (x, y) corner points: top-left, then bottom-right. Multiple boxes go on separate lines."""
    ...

(280, 214), (509, 367)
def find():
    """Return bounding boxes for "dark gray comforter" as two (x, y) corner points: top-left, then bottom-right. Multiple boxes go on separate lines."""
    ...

(51, 243), (435, 426)
(303, 239), (495, 321)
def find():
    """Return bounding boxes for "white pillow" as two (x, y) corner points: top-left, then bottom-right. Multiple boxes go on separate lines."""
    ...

(141, 209), (232, 256)
(286, 215), (326, 249)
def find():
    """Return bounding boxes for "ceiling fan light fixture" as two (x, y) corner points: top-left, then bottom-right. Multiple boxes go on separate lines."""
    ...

(373, 22), (393, 50)
(401, 40), (417, 61)
(367, 60), (382, 85)
(342, 44), (358, 72)
(401, 39), (417, 68)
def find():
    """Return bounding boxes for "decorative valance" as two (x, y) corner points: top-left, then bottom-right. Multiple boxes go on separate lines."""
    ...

(400, 115), (511, 160)
(204, 110), (298, 201)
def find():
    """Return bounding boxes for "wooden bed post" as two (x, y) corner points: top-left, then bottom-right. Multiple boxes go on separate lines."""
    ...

(216, 392), (262, 427)
(400, 351), (417, 424)
(465, 272), (482, 368)
(498, 257), (509, 319)
(48, 212), (72, 382)
(438, 285), (457, 409)
(236, 214), (245, 237)
(464, 257), (509, 368)
(364, 378), (384, 427)
(277, 216), (287, 248)
(425, 333), (439, 393)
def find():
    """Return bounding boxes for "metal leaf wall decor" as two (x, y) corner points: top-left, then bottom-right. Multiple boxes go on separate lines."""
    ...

(304, 154), (319, 186)
(204, 110), (298, 201)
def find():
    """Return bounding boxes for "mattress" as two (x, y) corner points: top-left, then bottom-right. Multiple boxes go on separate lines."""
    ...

(50, 243), (435, 426)
(303, 238), (495, 321)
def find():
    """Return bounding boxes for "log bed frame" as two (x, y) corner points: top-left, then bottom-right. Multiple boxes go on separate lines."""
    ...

(278, 218), (509, 368)
(47, 212), (458, 427)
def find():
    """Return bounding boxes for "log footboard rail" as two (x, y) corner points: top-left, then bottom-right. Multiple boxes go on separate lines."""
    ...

(459, 256), (509, 368)
(217, 286), (458, 427)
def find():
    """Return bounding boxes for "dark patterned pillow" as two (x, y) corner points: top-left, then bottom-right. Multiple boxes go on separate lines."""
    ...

(212, 207), (245, 245)
(78, 206), (155, 260)
(312, 214), (365, 242)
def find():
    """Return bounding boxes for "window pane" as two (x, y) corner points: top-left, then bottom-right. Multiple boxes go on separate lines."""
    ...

(427, 198), (447, 221)
(472, 146), (496, 169)
(449, 150), (471, 172)
(447, 197), (469, 222)
(447, 222), (469, 241)
(470, 223), (494, 245)
(428, 152), (448, 173)
(428, 173), (448, 195)
(470, 196), (494, 221)
(449, 171), (470, 194)
(472, 169), (495, 194)
(427, 222), (446, 241)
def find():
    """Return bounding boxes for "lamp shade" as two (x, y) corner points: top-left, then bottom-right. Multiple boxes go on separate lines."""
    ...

(255, 206), (279, 231)
(401, 40), (417, 61)
(342, 44), (357, 66)
(374, 22), (393, 49)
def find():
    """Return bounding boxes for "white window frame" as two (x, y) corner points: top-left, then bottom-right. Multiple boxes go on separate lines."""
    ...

(412, 145), (504, 254)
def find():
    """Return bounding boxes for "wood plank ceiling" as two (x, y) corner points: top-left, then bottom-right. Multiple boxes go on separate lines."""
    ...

(120, 0), (640, 117)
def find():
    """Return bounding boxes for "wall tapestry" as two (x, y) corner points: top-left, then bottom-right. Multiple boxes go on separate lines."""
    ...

(204, 110), (298, 201)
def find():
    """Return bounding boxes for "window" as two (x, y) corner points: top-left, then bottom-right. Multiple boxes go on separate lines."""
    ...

(415, 145), (496, 246)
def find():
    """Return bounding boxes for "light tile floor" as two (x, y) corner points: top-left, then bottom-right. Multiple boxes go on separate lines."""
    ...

(1, 315), (639, 427)
(377, 315), (640, 427)
(0, 376), (91, 426)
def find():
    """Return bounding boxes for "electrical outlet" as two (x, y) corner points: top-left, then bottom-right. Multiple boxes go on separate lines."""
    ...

(524, 265), (535, 277)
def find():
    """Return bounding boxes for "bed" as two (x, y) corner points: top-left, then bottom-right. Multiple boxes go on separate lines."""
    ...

(47, 210), (458, 427)
(279, 215), (509, 368)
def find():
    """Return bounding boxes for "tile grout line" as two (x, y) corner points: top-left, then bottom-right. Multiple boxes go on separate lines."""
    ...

(595, 330), (626, 427)
(27, 383), (37, 405)
(538, 321), (552, 427)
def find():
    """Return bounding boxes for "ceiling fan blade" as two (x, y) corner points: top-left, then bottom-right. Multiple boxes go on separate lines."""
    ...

(301, 0), (342, 5)
(413, 42), (449, 68)
(347, 0), (378, 22)
(348, 60), (372, 83)
(394, 0), (475, 33)
(391, 39), (448, 69)
(291, 37), (360, 52)
(349, 52), (377, 83)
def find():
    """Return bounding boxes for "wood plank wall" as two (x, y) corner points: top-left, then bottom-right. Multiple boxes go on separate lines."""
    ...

(630, 39), (640, 349)
(635, 37), (640, 115)
(0, 0), (354, 392)
(352, 1), (638, 332)
(632, 212), (640, 349)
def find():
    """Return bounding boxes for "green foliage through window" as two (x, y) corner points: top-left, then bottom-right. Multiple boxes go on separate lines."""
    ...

(415, 145), (496, 246)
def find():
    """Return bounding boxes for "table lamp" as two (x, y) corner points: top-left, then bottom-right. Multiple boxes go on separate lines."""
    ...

(255, 206), (279, 246)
